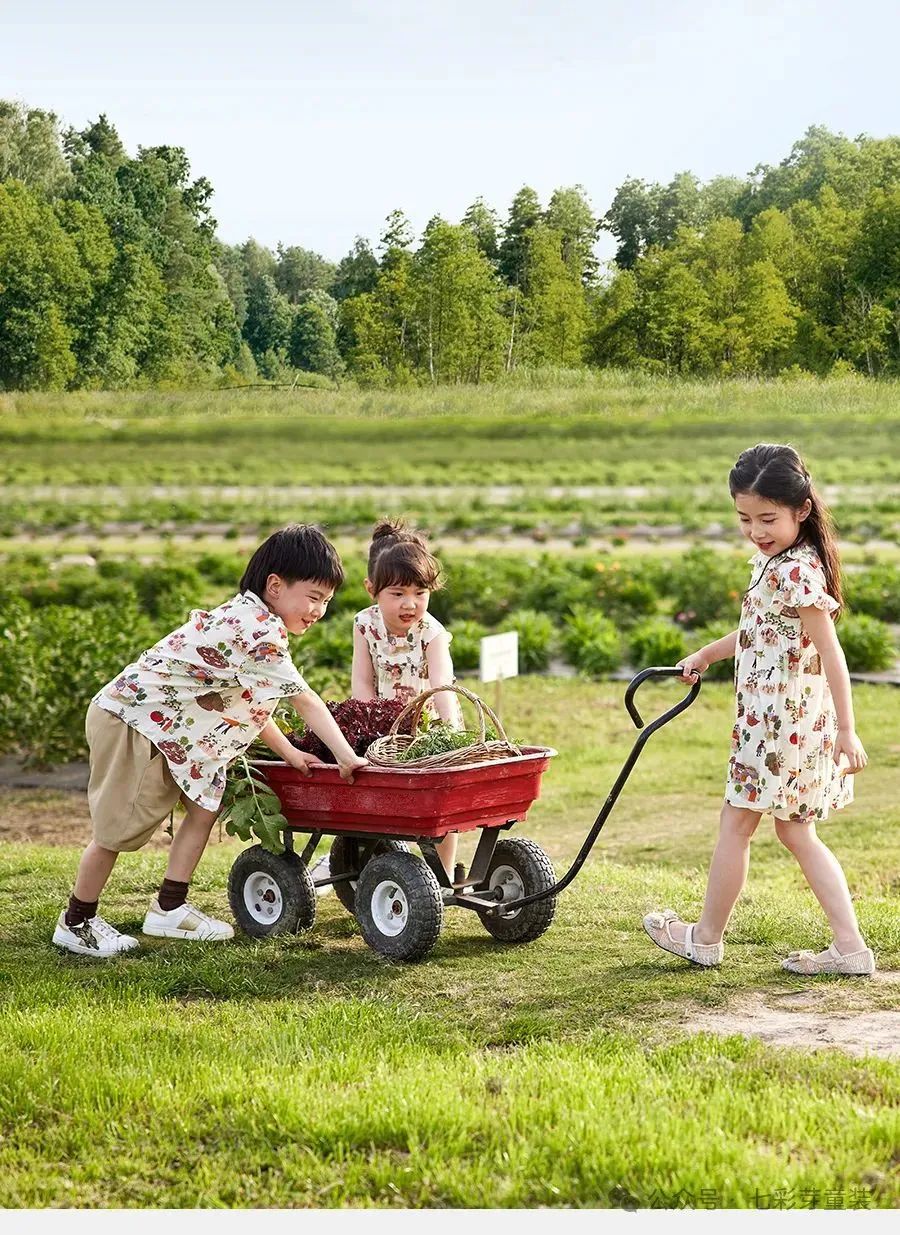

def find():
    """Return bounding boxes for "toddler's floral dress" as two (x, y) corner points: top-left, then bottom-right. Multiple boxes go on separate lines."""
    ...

(354, 605), (463, 725)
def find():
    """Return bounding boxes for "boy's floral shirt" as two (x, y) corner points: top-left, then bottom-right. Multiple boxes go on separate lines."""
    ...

(726, 543), (852, 821)
(354, 605), (461, 722)
(94, 591), (308, 810)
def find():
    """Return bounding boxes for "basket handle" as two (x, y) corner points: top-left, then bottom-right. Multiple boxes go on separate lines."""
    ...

(387, 683), (518, 751)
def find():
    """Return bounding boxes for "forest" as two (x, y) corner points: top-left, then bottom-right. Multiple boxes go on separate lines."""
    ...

(2, 99), (899, 388)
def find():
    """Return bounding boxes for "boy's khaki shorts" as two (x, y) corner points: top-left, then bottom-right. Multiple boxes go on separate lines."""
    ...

(86, 703), (183, 851)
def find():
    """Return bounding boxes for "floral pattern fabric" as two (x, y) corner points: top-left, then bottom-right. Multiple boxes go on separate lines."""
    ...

(726, 543), (852, 821)
(354, 605), (461, 722)
(94, 590), (308, 811)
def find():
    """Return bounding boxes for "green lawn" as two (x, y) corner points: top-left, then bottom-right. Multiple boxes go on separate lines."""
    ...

(1, 678), (897, 1207)
(2, 378), (900, 545)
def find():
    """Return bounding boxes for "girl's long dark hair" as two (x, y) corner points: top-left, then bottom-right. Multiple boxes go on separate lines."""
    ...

(729, 443), (843, 614)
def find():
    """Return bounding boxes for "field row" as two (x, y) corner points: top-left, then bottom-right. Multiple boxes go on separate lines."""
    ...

(4, 385), (900, 493)
(3, 547), (897, 766)
(3, 487), (900, 543)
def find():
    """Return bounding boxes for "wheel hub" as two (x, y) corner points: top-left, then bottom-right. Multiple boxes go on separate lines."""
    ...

(243, 871), (283, 923)
(370, 880), (410, 936)
(488, 864), (524, 917)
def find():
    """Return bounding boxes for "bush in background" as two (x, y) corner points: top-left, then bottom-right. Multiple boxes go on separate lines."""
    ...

(562, 608), (622, 677)
(839, 614), (897, 672)
(627, 618), (688, 670)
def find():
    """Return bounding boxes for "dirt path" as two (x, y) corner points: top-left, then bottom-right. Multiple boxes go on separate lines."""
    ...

(686, 986), (900, 1059)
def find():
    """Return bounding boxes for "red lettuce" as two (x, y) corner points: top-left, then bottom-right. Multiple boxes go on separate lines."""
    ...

(288, 697), (411, 761)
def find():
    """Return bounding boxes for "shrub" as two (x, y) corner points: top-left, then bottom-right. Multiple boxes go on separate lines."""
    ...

(132, 560), (205, 623)
(326, 579), (370, 617)
(21, 569), (135, 610)
(690, 621), (737, 681)
(627, 618), (687, 670)
(561, 608), (622, 677)
(839, 614), (896, 673)
(193, 550), (248, 590)
(518, 558), (595, 619)
(668, 547), (745, 627)
(434, 560), (530, 626)
(299, 616), (354, 670)
(507, 609), (556, 672)
(448, 620), (490, 672)
(0, 601), (155, 765)
(844, 565), (900, 623)
(592, 562), (659, 622)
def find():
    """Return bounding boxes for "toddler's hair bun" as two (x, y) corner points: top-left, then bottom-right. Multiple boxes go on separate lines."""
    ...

(371, 518), (408, 544)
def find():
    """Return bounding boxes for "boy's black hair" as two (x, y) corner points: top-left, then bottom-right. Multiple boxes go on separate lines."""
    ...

(240, 524), (344, 597)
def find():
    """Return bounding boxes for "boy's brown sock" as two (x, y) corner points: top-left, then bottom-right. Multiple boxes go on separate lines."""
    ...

(157, 878), (189, 912)
(65, 895), (98, 928)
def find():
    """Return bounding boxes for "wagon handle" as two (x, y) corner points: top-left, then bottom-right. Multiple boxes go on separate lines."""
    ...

(386, 683), (520, 753)
(625, 666), (702, 732)
(489, 667), (701, 912)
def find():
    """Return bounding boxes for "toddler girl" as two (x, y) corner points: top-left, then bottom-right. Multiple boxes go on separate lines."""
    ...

(352, 519), (463, 874)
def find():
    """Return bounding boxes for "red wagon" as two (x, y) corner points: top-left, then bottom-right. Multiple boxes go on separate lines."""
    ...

(226, 669), (701, 962)
(227, 747), (558, 961)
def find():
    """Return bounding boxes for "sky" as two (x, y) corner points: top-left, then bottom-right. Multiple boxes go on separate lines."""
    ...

(5, 0), (900, 263)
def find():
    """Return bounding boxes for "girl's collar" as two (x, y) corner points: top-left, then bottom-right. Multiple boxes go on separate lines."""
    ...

(374, 603), (416, 645)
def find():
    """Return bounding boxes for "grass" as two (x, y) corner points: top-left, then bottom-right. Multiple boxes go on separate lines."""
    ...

(3, 378), (900, 488)
(3, 378), (899, 545)
(1, 678), (898, 1207)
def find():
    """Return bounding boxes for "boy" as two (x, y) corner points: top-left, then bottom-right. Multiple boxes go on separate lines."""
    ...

(53, 524), (367, 957)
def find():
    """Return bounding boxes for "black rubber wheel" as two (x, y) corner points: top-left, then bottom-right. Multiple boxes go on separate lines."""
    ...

(328, 835), (410, 914)
(475, 837), (558, 944)
(355, 851), (443, 962)
(228, 845), (316, 938)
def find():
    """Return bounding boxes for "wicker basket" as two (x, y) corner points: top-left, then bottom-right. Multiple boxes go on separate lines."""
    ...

(365, 684), (522, 769)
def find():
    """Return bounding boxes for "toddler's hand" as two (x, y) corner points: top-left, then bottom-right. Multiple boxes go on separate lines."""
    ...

(676, 651), (709, 683)
(834, 729), (867, 774)
(284, 749), (318, 777)
(338, 755), (369, 783)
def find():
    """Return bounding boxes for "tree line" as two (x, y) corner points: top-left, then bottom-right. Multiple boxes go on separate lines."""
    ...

(1, 100), (899, 389)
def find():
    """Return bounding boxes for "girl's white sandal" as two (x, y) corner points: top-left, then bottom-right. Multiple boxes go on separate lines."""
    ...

(781, 942), (875, 976)
(642, 908), (724, 967)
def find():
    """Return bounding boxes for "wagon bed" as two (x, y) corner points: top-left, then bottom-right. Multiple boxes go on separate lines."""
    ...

(255, 745), (556, 838)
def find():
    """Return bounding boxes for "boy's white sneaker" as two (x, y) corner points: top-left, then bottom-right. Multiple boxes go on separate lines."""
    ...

(52, 911), (139, 957)
(142, 898), (234, 941)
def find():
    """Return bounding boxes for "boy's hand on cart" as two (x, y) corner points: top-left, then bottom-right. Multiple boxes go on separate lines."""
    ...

(284, 748), (318, 777)
(338, 755), (369, 783)
(676, 652), (709, 683)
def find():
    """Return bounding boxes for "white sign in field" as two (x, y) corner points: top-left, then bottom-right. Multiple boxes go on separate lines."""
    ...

(479, 631), (519, 683)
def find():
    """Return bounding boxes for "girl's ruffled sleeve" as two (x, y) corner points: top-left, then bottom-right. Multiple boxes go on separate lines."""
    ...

(773, 559), (838, 617)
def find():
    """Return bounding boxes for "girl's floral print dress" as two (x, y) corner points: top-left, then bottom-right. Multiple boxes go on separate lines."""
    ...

(94, 591), (308, 811)
(354, 605), (462, 723)
(726, 543), (852, 821)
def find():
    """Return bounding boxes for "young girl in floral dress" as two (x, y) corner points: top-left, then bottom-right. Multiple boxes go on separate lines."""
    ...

(643, 444), (874, 975)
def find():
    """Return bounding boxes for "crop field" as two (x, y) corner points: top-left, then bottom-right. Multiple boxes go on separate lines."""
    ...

(1, 376), (898, 1209)
(3, 376), (900, 547)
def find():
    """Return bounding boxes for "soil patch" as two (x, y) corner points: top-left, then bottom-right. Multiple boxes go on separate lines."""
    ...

(687, 985), (900, 1059)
